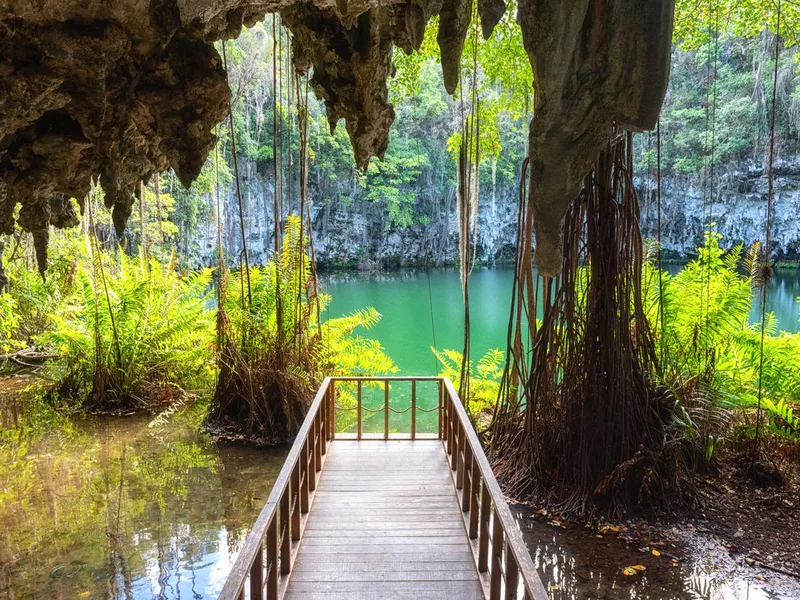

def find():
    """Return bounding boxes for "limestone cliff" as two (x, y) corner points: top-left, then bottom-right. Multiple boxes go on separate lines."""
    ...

(186, 157), (800, 270)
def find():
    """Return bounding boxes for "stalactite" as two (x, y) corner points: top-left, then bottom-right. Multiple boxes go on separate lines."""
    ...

(2, 0), (675, 277)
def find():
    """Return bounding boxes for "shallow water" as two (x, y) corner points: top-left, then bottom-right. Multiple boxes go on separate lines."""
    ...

(513, 506), (799, 600)
(1, 393), (797, 599)
(0, 403), (286, 599)
(322, 266), (800, 375)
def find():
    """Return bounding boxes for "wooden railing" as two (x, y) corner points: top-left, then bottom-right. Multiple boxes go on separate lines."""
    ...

(218, 376), (548, 600)
(440, 377), (549, 600)
(218, 378), (333, 600)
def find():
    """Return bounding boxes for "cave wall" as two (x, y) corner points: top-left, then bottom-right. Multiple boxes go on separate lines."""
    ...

(1, 0), (676, 276)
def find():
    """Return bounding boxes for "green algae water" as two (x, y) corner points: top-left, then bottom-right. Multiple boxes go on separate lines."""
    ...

(322, 266), (800, 376)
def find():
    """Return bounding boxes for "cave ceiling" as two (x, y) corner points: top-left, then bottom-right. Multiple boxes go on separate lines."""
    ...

(0, 0), (674, 276)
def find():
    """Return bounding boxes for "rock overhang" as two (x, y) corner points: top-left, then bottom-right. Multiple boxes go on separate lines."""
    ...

(0, 0), (674, 277)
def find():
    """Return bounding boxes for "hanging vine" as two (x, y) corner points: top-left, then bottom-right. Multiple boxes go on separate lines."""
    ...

(754, 0), (782, 452)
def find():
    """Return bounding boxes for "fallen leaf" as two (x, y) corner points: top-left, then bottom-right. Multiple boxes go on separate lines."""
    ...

(632, 565), (647, 572)
(652, 549), (661, 557)
(600, 524), (620, 534)
(622, 567), (637, 576)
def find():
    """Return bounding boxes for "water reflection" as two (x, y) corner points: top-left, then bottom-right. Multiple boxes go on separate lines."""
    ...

(513, 506), (796, 600)
(0, 404), (286, 599)
(2, 388), (798, 599)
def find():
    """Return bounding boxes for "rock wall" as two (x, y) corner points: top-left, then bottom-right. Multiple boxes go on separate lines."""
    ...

(640, 158), (800, 259)
(189, 167), (520, 269)
(189, 156), (800, 269)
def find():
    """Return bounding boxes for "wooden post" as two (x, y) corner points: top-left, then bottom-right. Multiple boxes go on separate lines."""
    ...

(469, 463), (480, 538)
(250, 543), (263, 600)
(291, 464), (301, 540)
(357, 380), (362, 440)
(329, 380), (336, 440)
(384, 380), (389, 440)
(505, 551), (520, 600)
(461, 441), (472, 509)
(454, 424), (462, 479)
(280, 488), (290, 574)
(411, 379), (417, 440)
(443, 392), (450, 450)
(490, 514), (504, 599)
(300, 444), (310, 513)
(320, 381), (329, 455)
(478, 482), (490, 571)
(314, 413), (322, 472)
(437, 379), (443, 440)
(307, 435), (316, 492)
(266, 519), (278, 598)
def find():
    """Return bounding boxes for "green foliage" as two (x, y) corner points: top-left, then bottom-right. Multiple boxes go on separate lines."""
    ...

(674, 0), (799, 49)
(0, 292), (22, 354)
(2, 232), (82, 347)
(432, 347), (504, 416)
(655, 36), (799, 177)
(365, 145), (428, 229)
(210, 215), (395, 441)
(646, 231), (800, 445)
(45, 248), (215, 409)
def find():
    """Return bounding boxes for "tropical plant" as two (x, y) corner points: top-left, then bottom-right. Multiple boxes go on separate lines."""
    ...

(645, 231), (800, 448)
(207, 215), (395, 443)
(3, 233), (83, 345)
(0, 292), (22, 354)
(432, 347), (504, 419)
(44, 248), (215, 410)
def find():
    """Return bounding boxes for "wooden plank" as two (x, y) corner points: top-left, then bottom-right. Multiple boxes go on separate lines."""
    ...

(298, 537), (470, 549)
(285, 592), (480, 600)
(282, 439), (484, 600)
(289, 549), (477, 562)
(291, 559), (478, 573)
(285, 581), (484, 594)
(304, 522), (465, 532)
(290, 570), (481, 582)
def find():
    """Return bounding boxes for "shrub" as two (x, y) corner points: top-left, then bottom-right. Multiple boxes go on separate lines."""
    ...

(207, 215), (395, 443)
(45, 249), (215, 410)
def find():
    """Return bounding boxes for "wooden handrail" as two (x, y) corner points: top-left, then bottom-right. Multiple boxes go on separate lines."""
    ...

(219, 376), (548, 600)
(441, 378), (549, 600)
(218, 377), (333, 600)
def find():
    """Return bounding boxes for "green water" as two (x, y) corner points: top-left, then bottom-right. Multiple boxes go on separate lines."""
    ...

(322, 266), (800, 375)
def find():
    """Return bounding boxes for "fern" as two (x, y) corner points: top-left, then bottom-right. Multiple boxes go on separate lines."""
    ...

(646, 230), (800, 446)
(209, 215), (396, 443)
(43, 246), (215, 410)
(432, 347), (503, 417)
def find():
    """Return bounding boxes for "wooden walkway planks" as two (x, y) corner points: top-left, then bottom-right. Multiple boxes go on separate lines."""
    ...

(283, 440), (484, 600)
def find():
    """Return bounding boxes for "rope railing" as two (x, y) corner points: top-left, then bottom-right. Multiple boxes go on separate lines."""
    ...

(219, 376), (548, 600)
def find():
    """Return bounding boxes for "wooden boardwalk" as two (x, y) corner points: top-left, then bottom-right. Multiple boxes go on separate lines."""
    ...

(219, 377), (549, 600)
(284, 440), (484, 599)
